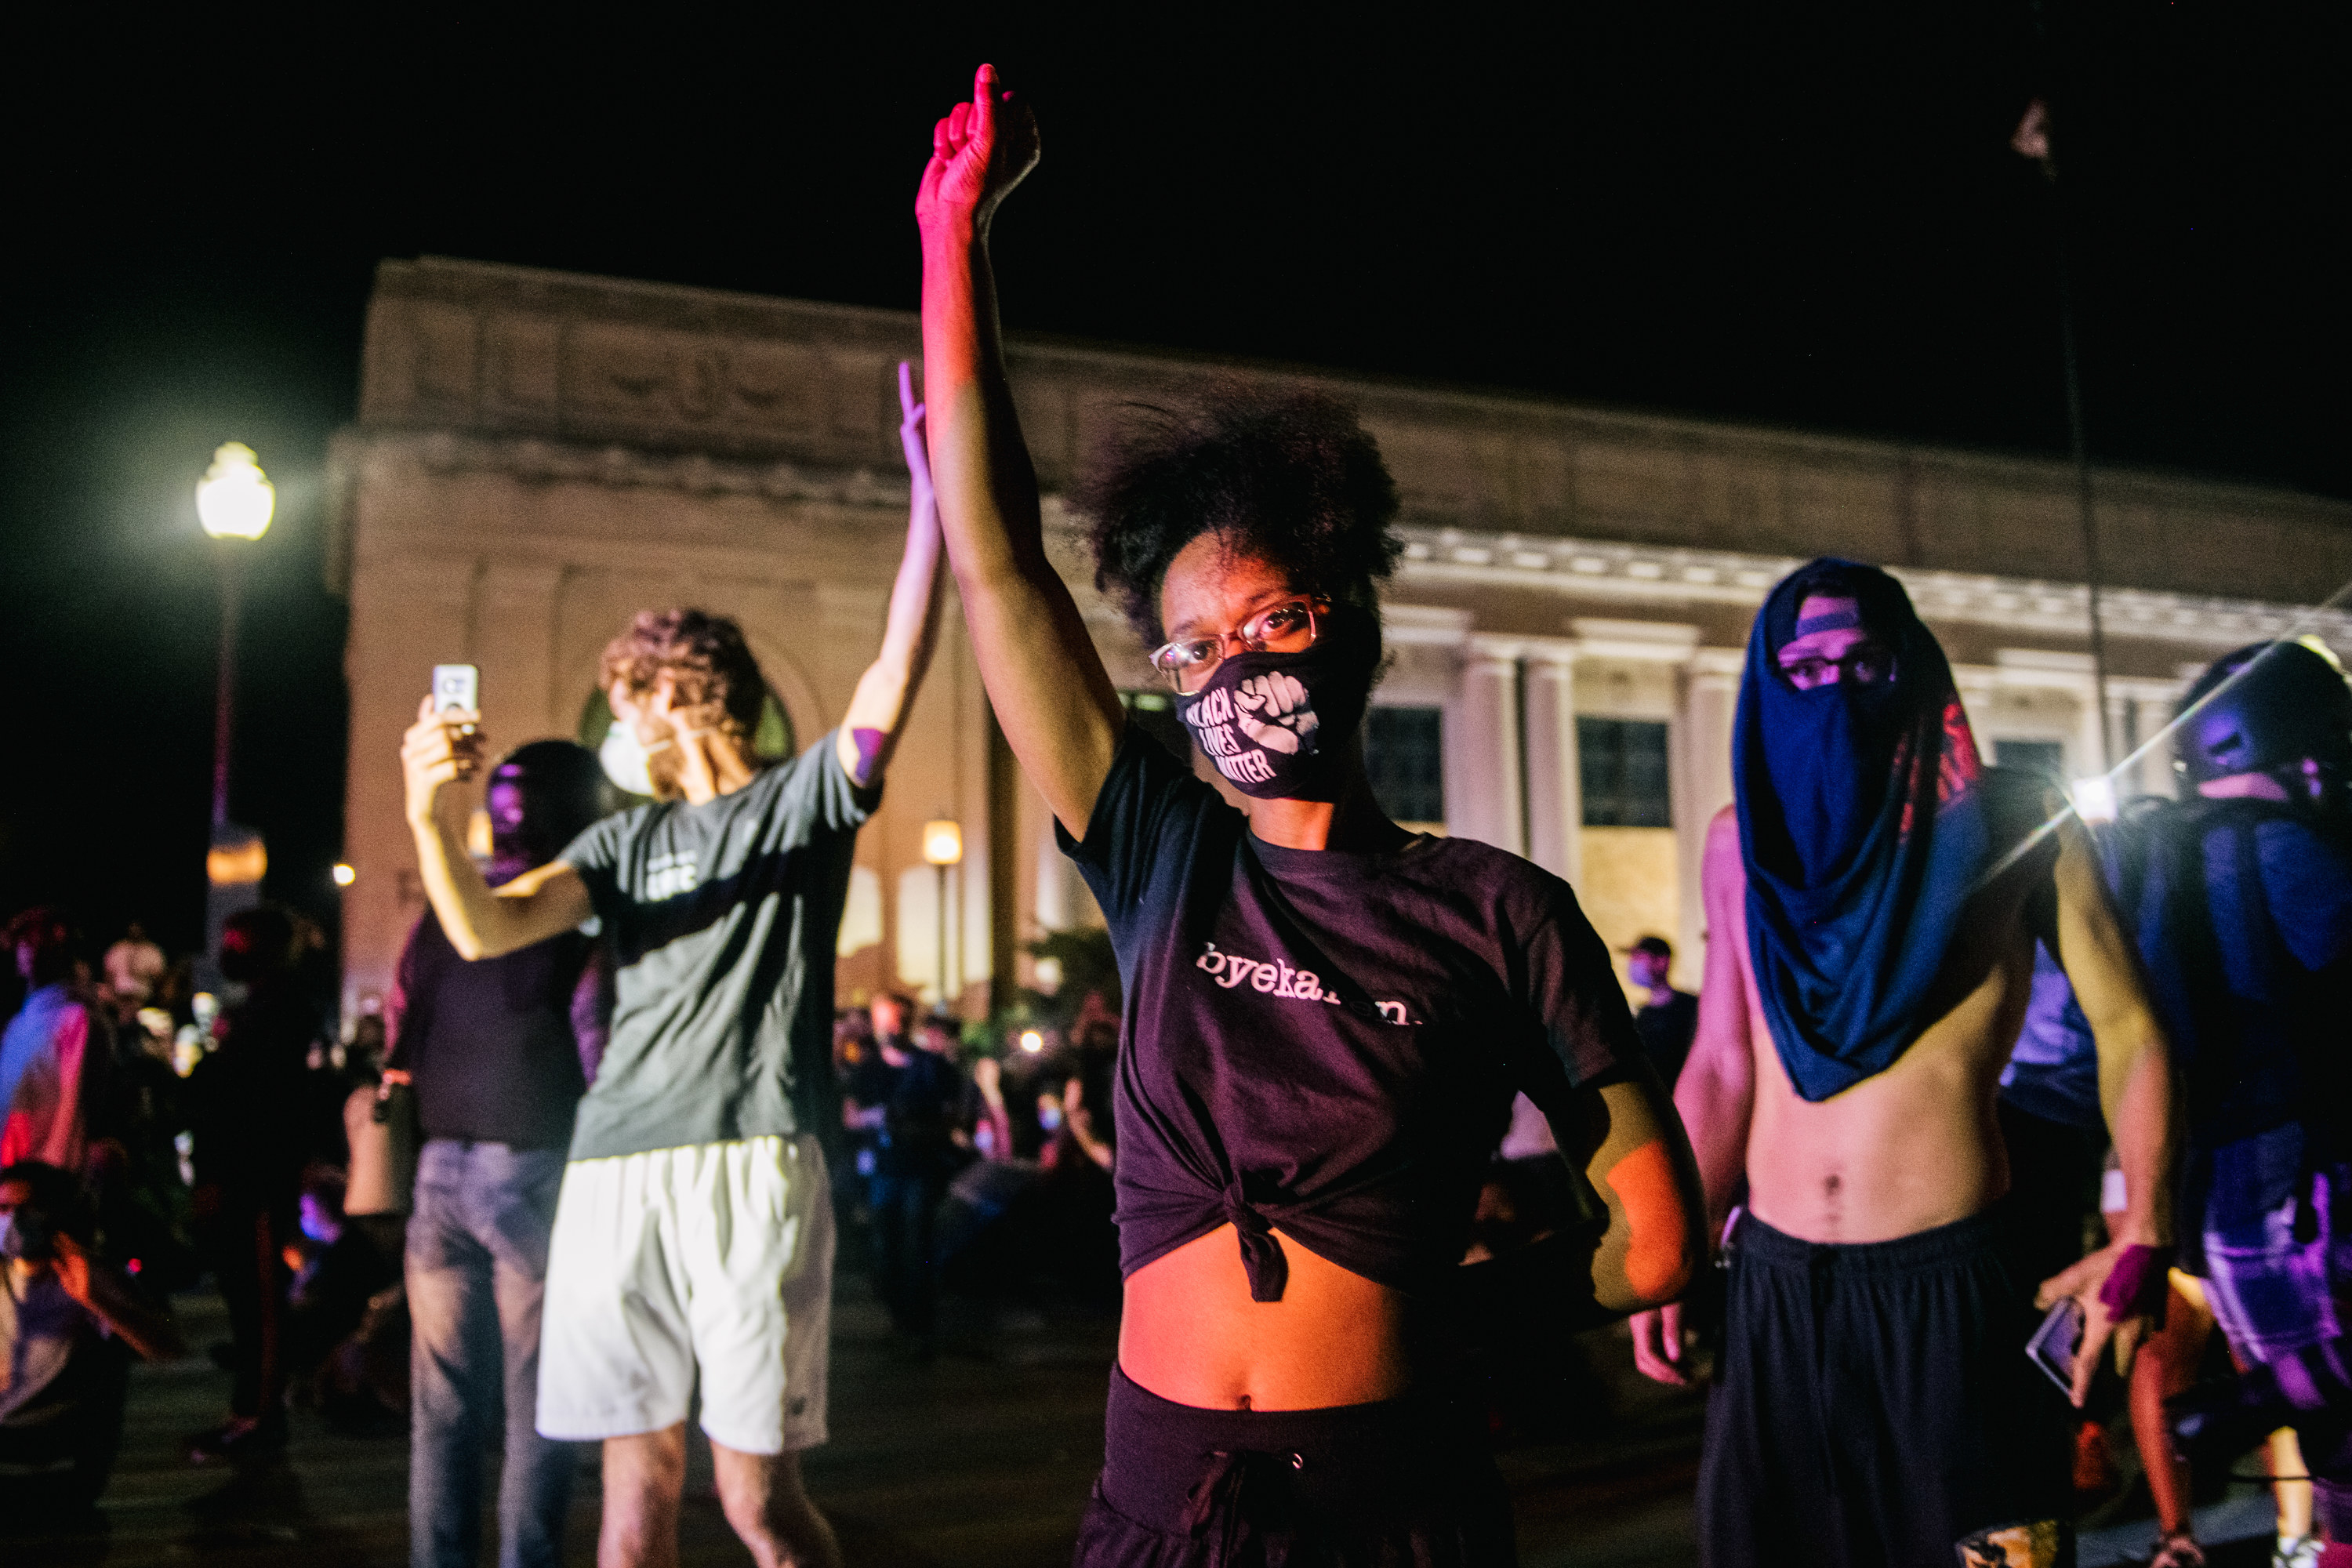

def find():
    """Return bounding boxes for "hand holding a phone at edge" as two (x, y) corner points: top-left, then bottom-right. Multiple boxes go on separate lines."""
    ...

(2035, 1236), (2161, 1407)
(401, 693), (484, 828)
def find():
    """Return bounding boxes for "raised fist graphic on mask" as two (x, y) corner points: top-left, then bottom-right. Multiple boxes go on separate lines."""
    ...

(1233, 673), (1319, 754)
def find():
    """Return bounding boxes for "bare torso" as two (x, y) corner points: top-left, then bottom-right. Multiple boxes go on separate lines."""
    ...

(1719, 813), (2042, 1243)
(1120, 1227), (1416, 1410)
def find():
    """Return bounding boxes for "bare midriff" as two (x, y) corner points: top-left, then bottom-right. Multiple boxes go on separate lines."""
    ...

(1119, 1225), (1417, 1410)
(1741, 916), (2038, 1245)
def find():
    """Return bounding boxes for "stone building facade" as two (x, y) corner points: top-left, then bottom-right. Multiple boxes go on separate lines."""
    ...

(329, 256), (2352, 1016)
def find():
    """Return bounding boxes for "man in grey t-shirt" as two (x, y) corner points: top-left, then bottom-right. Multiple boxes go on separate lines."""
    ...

(400, 368), (945, 1568)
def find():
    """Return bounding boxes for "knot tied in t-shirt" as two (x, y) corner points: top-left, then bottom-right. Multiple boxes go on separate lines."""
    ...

(1223, 1180), (1290, 1302)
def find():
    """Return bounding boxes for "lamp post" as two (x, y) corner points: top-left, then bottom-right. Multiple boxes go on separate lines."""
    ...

(921, 818), (963, 1008)
(195, 443), (274, 980)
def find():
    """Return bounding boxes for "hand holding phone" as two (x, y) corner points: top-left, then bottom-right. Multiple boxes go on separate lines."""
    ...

(2026, 1296), (2085, 1396)
(429, 665), (483, 779)
(401, 667), (485, 824)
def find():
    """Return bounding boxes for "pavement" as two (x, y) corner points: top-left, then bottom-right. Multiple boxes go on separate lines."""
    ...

(0, 1266), (2298, 1566)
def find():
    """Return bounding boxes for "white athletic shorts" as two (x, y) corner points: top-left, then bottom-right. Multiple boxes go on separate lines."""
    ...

(536, 1134), (834, 1454)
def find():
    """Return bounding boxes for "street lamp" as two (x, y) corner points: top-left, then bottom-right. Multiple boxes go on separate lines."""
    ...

(197, 443), (274, 985)
(196, 443), (274, 829)
(922, 818), (963, 1007)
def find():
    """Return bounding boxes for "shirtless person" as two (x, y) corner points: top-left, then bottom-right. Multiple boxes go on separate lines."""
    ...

(1631, 558), (2176, 1566)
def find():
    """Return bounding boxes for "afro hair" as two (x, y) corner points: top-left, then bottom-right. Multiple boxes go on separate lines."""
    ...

(1075, 383), (1403, 648)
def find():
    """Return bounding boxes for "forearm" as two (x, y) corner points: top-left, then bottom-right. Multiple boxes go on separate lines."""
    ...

(839, 476), (948, 780)
(922, 223), (1060, 607)
(406, 808), (528, 960)
(919, 219), (1121, 827)
(82, 1272), (184, 1360)
(1572, 1073), (1707, 1313)
(2102, 1032), (2176, 1247)
(1673, 1057), (1754, 1246)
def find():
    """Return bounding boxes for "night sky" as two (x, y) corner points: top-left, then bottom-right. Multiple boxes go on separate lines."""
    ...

(2, 5), (2343, 965)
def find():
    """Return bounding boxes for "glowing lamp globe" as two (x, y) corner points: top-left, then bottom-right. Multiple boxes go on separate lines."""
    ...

(196, 442), (275, 541)
(922, 819), (964, 866)
(2069, 775), (2119, 826)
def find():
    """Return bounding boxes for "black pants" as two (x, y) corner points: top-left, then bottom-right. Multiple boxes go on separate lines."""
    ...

(203, 1192), (292, 1419)
(1697, 1205), (2074, 1568)
(868, 1170), (948, 1336)
(1075, 1367), (1515, 1566)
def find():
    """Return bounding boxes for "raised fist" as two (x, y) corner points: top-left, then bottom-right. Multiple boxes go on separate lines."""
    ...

(916, 63), (1040, 238)
(1233, 672), (1319, 755)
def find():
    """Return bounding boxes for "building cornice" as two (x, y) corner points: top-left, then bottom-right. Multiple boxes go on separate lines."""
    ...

(328, 426), (2351, 659)
(355, 257), (2352, 612)
(1396, 523), (2352, 653)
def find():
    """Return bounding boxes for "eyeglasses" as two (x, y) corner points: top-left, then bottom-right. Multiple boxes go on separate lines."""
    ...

(1149, 597), (1327, 695)
(1777, 644), (1897, 691)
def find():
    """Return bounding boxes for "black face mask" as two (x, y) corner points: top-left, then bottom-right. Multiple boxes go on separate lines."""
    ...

(1176, 637), (1372, 802)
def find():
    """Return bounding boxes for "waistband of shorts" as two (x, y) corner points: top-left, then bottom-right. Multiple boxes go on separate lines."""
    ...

(1731, 1197), (2015, 1276)
(1099, 1365), (1469, 1530)
(562, 1131), (819, 1169)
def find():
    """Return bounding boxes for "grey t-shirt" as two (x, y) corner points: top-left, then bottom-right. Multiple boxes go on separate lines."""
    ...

(559, 731), (877, 1161)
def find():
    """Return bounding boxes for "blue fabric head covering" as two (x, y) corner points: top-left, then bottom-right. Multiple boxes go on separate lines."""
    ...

(1734, 559), (1991, 1102)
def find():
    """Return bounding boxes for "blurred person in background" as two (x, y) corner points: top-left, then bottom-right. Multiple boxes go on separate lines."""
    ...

(386, 738), (610, 1568)
(0, 1160), (184, 1523)
(1624, 935), (1698, 1091)
(2118, 641), (2352, 1567)
(103, 923), (165, 1014)
(2, 907), (96, 1174)
(184, 904), (318, 1461)
(856, 1011), (970, 1350)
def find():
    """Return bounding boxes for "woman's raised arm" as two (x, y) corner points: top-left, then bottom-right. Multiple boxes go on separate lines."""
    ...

(917, 64), (1125, 837)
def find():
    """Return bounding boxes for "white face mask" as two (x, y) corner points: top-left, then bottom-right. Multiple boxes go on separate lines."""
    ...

(600, 724), (655, 798)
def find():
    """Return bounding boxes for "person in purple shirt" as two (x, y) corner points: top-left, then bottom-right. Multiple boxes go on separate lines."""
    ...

(383, 739), (610, 1568)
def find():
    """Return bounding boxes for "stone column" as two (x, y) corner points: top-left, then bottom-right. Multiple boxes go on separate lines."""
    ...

(1671, 649), (1744, 989)
(1449, 638), (1525, 856)
(1521, 641), (1582, 886)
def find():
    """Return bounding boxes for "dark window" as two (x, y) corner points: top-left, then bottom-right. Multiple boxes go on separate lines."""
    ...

(1365, 706), (1445, 825)
(1579, 717), (1672, 828)
(1120, 690), (1192, 764)
(1994, 739), (2065, 779)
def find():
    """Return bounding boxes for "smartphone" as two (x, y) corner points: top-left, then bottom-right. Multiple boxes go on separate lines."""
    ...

(430, 664), (480, 714)
(2026, 1297), (2085, 1394)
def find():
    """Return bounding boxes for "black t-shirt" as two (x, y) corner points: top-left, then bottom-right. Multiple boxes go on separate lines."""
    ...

(1059, 727), (1639, 1301)
(873, 1050), (967, 1180)
(188, 985), (319, 1200)
(387, 912), (593, 1150)
(560, 733), (877, 1160)
(1634, 990), (1700, 1089)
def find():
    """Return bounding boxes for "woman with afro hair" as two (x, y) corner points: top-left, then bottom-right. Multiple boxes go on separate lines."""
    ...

(916, 67), (1704, 1564)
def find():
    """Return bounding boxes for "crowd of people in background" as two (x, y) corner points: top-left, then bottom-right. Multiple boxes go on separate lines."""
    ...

(0, 887), (1140, 1535)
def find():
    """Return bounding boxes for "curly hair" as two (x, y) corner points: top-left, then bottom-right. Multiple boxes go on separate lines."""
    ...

(1075, 384), (1403, 648)
(599, 609), (766, 745)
